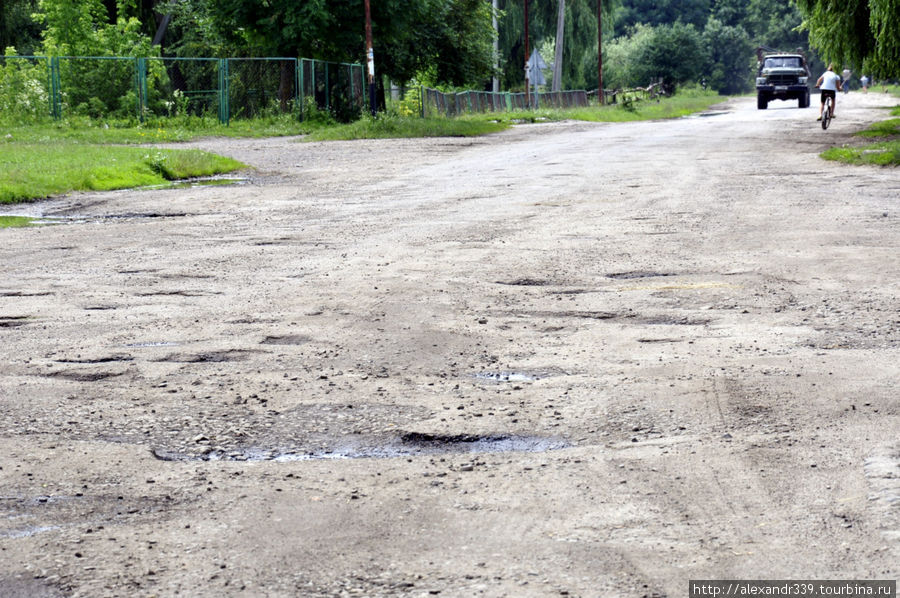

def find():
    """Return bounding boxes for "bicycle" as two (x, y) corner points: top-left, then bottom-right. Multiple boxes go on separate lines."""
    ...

(821, 94), (833, 129)
(815, 85), (834, 129)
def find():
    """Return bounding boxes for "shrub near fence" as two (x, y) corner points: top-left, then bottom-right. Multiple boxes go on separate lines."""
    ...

(0, 54), (365, 124)
(0, 54), (51, 120)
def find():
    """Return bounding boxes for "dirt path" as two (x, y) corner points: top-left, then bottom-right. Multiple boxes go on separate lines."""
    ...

(1, 93), (898, 597)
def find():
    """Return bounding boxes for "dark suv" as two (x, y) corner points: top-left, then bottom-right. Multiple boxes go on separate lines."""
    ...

(755, 52), (810, 109)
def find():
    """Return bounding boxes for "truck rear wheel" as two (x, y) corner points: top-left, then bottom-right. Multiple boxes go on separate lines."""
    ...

(799, 90), (810, 108)
(757, 94), (768, 110)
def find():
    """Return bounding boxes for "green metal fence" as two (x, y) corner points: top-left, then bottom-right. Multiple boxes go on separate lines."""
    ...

(422, 87), (591, 117)
(0, 55), (365, 124)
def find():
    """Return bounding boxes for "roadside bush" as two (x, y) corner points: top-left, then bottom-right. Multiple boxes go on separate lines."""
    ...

(0, 48), (50, 123)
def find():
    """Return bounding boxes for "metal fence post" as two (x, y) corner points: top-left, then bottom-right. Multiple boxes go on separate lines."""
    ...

(324, 61), (330, 112)
(49, 56), (61, 119)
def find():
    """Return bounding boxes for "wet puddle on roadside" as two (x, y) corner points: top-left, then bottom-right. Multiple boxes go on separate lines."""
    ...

(152, 432), (571, 462)
(473, 371), (542, 383)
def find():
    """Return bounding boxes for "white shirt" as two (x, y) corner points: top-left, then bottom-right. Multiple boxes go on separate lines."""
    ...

(820, 70), (841, 91)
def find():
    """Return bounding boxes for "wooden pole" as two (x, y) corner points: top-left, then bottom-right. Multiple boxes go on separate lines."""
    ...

(364, 0), (376, 115)
(597, 0), (603, 105)
(525, 0), (530, 108)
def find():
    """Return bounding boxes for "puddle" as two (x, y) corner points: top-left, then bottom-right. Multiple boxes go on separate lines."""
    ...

(142, 176), (249, 191)
(125, 341), (179, 348)
(688, 111), (730, 118)
(496, 278), (552, 286)
(473, 371), (541, 383)
(0, 525), (60, 539)
(607, 271), (676, 280)
(152, 432), (570, 462)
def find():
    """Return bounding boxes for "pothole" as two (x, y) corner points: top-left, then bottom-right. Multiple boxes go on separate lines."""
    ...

(124, 341), (180, 348)
(151, 432), (570, 462)
(473, 371), (542, 383)
(260, 334), (311, 346)
(143, 176), (249, 191)
(495, 278), (553, 286)
(153, 349), (252, 363)
(606, 271), (676, 280)
(0, 316), (32, 328)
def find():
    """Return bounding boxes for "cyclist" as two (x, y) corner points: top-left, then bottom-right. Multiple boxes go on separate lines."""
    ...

(816, 64), (842, 121)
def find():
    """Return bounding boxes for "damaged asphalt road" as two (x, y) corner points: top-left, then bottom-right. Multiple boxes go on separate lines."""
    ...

(1, 93), (898, 597)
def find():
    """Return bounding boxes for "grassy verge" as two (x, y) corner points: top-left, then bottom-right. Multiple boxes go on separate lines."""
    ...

(305, 113), (510, 141)
(1, 144), (244, 204)
(821, 101), (900, 166)
(822, 140), (900, 166)
(0, 215), (35, 228)
(0, 113), (321, 145)
(1, 90), (723, 202)
(308, 89), (724, 141)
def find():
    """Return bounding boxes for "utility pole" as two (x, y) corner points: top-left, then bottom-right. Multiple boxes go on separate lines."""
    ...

(492, 0), (499, 93)
(524, 0), (530, 108)
(364, 0), (376, 115)
(552, 0), (565, 92)
(597, 0), (603, 105)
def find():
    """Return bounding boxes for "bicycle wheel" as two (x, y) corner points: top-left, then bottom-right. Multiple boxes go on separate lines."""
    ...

(822, 98), (831, 129)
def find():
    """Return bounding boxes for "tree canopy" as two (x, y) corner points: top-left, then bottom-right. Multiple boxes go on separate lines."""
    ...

(795, 0), (900, 78)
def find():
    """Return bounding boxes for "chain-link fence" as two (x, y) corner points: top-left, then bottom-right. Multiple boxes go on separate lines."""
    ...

(422, 87), (592, 117)
(0, 55), (365, 124)
(299, 59), (365, 123)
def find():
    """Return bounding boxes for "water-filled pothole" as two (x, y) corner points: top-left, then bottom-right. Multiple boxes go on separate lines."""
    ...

(143, 176), (249, 191)
(152, 432), (570, 462)
(607, 271), (676, 280)
(474, 371), (542, 383)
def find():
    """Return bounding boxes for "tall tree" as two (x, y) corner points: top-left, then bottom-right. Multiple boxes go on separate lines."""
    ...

(206, 0), (494, 88)
(794, 0), (899, 77)
(614, 0), (710, 30)
(498, 0), (617, 91)
(1, 0), (43, 55)
(703, 18), (753, 94)
(552, 0), (565, 91)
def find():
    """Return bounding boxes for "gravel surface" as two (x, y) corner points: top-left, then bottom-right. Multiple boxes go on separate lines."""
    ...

(1, 93), (898, 597)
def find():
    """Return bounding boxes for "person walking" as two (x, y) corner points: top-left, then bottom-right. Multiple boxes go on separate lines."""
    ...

(816, 64), (842, 121)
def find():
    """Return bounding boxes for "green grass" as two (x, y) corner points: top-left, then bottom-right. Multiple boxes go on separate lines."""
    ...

(822, 107), (900, 166)
(0, 113), (321, 145)
(0, 215), (36, 228)
(487, 90), (723, 124)
(306, 113), (510, 141)
(1, 143), (245, 204)
(856, 118), (900, 138)
(307, 90), (723, 141)
(822, 142), (900, 166)
(0, 90), (725, 203)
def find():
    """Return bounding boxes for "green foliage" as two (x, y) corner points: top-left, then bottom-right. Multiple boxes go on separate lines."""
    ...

(795, 0), (900, 79)
(605, 22), (705, 92)
(497, 0), (619, 92)
(703, 18), (753, 94)
(0, 0), (42, 56)
(33, 0), (162, 118)
(615, 0), (710, 29)
(305, 110), (509, 141)
(0, 49), (50, 123)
